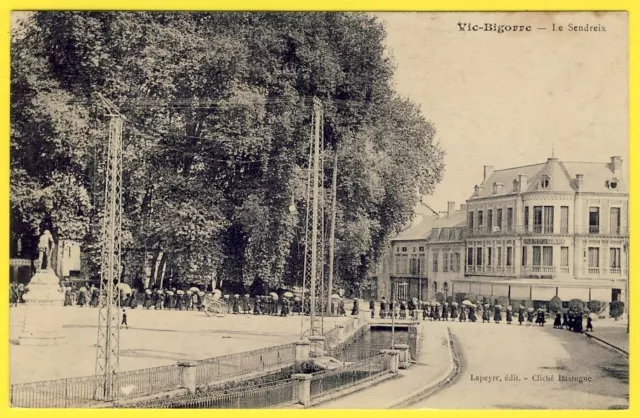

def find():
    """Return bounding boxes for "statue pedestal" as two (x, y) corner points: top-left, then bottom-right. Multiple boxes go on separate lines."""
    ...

(19, 269), (66, 346)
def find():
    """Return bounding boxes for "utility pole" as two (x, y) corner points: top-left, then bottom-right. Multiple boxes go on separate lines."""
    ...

(94, 93), (123, 401)
(327, 148), (338, 316)
(391, 276), (395, 349)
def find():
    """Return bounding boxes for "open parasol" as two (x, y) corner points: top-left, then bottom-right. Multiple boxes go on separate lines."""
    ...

(234, 294), (240, 298)
(197, 291), (205, 296)
(186, 290), (192, 295)
(452, 301), (458, 306)
(331, 294), (341, 299)
(283, 291), (294, 298)
(116, 283), (132, 294)
(507, 305), (512, 311)
(166, 290), (174, 296)
(528, 307), (534, 312)
(495, 304), (502, 309)
(294, 296), (300, 302)
(176, 290), (184, 295)
(270, 292), (279, 301)
(223, 294), (230, 299)
(462, 300), (472, 306)
(189, 287), (200, 292)
(145, 289), (152, 295)
(245, 294), (250, 298)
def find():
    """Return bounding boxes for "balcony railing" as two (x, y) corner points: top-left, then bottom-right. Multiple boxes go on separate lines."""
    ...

(522, 266), (556, 275)
(589, 226), (600, 234)
(560, 267), (570, 274)
(610, 267), (622, 275)
(588, 267), (600, 274)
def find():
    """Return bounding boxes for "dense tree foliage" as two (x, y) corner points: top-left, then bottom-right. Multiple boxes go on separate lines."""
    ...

(11, 12), (445, 292)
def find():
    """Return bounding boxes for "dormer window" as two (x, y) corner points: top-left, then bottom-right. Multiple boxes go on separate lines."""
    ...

(513, 179), (519, 192)
(540, 175), (550, 189)
(492, 182), (498, 195)
(608, 178), (619, 190)
(474, 185), (480, 196)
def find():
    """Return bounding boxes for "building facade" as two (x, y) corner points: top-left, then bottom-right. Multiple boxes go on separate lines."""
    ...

(453, 156), (628, 306)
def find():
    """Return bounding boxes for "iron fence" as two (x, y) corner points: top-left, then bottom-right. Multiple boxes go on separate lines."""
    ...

(309, 354), (388, 399)
(10, 375), (102, 408)
(115, 364), (183, 399)
(131, 379), (297, 409)
(195, 343), (296, 386)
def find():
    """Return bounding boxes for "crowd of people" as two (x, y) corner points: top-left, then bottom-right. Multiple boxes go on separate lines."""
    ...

(367, 297), (593, 332)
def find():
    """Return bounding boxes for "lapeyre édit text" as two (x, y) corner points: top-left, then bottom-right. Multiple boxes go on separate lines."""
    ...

(457, 23), (606, 33)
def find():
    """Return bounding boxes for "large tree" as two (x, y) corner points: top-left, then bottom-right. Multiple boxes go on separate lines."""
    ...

(10, 12), (445, 292)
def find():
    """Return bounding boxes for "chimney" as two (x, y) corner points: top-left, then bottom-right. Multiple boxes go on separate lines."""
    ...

(518, 174), (528, 192)
(460, 204), (467, 212)
(447, 201), (455, 217)
(484, 165), (494, 181)
(611, 156), (622, 173)
(576, 174), (584, 190)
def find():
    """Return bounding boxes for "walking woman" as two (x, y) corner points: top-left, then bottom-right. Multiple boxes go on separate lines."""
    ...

(459, 305), (467, 322)
(451, 302), (458, 321)
(553, 312), (562, 329)
(561, 312), (569, 329)
(494, 305), (502, 324)
(506, 305), (513, 325)
(518, 306), (525, 325)
(469, 304), (477, 322)
(482, 304), (491, 323)
(130, 289), (139, 309)
(442, 302), (449, 321)
(526, 307), (535, 325)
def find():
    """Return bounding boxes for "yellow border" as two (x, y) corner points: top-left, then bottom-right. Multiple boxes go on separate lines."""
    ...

(1, 1), (636, 418)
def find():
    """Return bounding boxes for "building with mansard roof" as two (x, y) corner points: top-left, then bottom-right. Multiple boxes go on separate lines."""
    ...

(454, 156), (628, 308)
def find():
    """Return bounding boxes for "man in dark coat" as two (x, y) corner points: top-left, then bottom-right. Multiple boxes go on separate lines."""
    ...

(369, 298), (375, 318)
(380, 297), (387, 319)
(351, 298), (360, 316)
(553, 313), (562, 329)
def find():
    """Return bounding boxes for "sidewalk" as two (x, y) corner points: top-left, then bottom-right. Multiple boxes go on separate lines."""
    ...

(314, 322), (453, 409)
(587, 327), (629, 353)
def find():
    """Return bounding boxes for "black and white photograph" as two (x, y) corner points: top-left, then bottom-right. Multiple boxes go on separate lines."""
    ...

(9, 11), (629, 409)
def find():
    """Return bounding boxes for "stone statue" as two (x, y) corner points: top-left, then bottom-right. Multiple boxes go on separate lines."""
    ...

(37, 230), (55, 271)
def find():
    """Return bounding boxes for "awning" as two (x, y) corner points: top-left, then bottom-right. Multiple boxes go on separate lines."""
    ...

(531, 287), (557, 301)
(510, 286), (531, 300)
(589, 288), (611, 302)
(493, 285), (509, 297)
(469, 283), (481, 295)
(557, 287), (590, 301)
(453, 282), (471, 293)
(480, 284), (493, 296)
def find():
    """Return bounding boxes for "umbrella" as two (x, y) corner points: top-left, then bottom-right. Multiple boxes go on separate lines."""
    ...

(528, 307), (534, 312)
(79, 286), (87, 292)
(294, 296), (301, 302)
(435, 302), (441, 307)
(116, 283), (132, 294)
(213, 289), (222, 297)
(176, 290), (184, 295)
(157, 289), (164, 294)
(495, 304), (502, 309)
(331, 294), (341, 299)
(198, 291), (205, 296)
(284, 291), (294, 298)
(245, 294), (250, 298)
(412, 297), (418, 303)
(145, 289), (152, 295)
(484, 304), (490, 308)
(189, 287), (200, 292)
(271, 294), (279, 301)
(224, 294), (230, 299)
(452, 302), (458, 306)
(186, 290), (192, 295)
(234, 294), (240, 298)
(519, 305), (525, 309)
(507, 305), (512, 311)
(462, 300), (472, 306)
(166, 291), (174, 296)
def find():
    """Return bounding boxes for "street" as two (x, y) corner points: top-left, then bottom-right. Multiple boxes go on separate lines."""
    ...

(409, 321), (628, 409)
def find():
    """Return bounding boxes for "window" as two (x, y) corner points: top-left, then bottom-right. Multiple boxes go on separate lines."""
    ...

(433, 281), (438, 294)
(496, 209), (503, 231)
(419, 246), (425, 252)
(449, 253), (455, 271)
(396, 247), (400, 253)
(541, 175), (550, 189)
(419, 255), (425, 274)
(433, 253), (439, 272)
(449, 229), (456, 240)
(561, 206), (569, 234)
(395, 256), (402, 273)
(478, 211), (484, 229)
(506, 247), (513, 266)
(412, 247), (416, 253)
(524, 207), (530, 232)
(589, 207), (600, 234)
(454, 253), (460, 272)
(443, 282), (449, 296)
(610, 248), (621, 269)
(533, 206), (543, 233)
(402, 246), (408, 252)
(543, 246), (553, 266)
(609, 178), (619, 190)
(610, 207), (621, 234)
(588, 247), (600, 268)
(409, 258), (416, 275)
(443, 253), (449, 272)
(487, 210), (493, 230)
(469, 212), (474, 230)
(497, 247), (502, 266)
(522, 246), (527, 266)
(487, 247), (492, 266)
(544, 206), (554, 233)
(476, 248), (483, 266)
(533, 246), (542, 266)
(507, 207), (513, 231)
(467, 248), (474, 265)
(513, 179), (519, 192)
(561, 247), (569, 267)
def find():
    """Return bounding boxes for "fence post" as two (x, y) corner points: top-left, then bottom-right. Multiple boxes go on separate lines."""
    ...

(308, 336), (326, 357)
(295, 339), (310, 362)
(64, 378), (68, 408)
(394, 344), (410, 369)
(178, 361), (198, 394)
(292, 374), (313, 407)
(380, 349), (400, 373)
(414, 309), (424, 321)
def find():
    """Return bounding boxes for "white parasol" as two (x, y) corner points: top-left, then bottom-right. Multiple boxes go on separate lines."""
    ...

(331, 294), (341, 299)
(116, 283), (132, 295)
(462, 300), (472, 306)
(176, 290), (184, 295)
(145, 289), (152, 295)
(189, 287), (200, 292)
(283, 291), (294, 298)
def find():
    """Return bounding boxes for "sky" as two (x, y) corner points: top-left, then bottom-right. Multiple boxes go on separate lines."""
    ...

(374, 12), (629, 211)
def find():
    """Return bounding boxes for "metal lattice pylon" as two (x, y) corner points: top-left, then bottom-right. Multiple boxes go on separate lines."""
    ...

(94, 95), (123, 401)
(302, 99), (326, 336)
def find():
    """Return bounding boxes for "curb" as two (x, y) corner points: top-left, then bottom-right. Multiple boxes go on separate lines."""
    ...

(384, 326), (459, 409)
(584, 333), (629, 358)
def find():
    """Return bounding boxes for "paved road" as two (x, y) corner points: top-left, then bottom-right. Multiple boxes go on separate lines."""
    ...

(409, 321), (628, 410)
